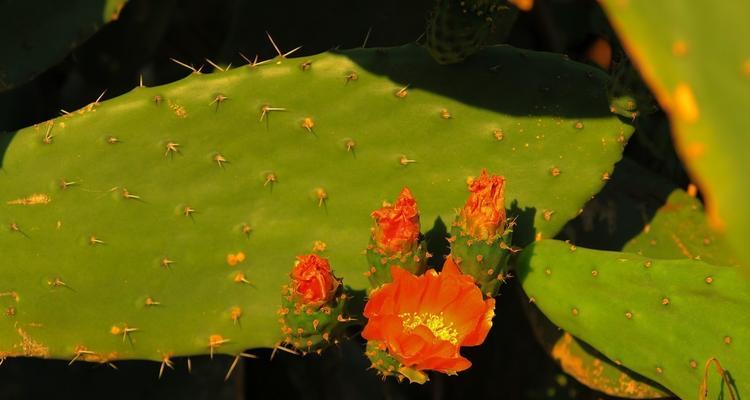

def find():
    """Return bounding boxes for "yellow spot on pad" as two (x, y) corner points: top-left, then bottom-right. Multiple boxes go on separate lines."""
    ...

(168, 100), (188, 118)
(227, 252), (246, 266)
(672, 40), (688, 56)
(301, 117), (315, 132)
(7, 194), (51, 205)
(399, 312), (459, 345)
(684, 142), (705, 158)
(674, 83), (699, 123)
(312, 241), (327, 252)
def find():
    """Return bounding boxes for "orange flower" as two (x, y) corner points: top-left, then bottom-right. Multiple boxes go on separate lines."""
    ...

(362, 257), (495, 375)
(371, 187), (421, 255)
(290, 254), (340, 307)
(456, 170), (506, 241)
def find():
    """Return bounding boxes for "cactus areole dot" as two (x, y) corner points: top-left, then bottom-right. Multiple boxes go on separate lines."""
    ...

(362, 257), (495, 375)
(370, 187), (421, 255)
(456, 170), (507, 242)
(290, 254), (340, 307)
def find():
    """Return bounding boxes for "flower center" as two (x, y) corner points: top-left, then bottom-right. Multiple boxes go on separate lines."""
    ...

(399, 312), (459, 345)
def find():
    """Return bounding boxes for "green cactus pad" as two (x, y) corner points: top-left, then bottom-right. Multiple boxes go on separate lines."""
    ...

(624, 189), (739, 266)
(519, 239), (749, 399)
(0, 0), (128, 91)
(601, 0), (750, 269)
(0, 44), (631, 361)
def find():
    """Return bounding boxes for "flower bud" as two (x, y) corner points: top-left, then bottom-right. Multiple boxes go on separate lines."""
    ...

(370, 187), (421, 255)
(366, 187), (426, 289)
(290, 254), (339, 307)
(456, 170), (506, 242)
(451, 170), (513, 297)
(279, 253), (348, 354)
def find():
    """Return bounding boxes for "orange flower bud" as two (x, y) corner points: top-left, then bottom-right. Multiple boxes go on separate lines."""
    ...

(370, 187), (421, 255)
(362, 257), (495, 375)
(456, 170), (506, 241)
(290, 254), (340, 307)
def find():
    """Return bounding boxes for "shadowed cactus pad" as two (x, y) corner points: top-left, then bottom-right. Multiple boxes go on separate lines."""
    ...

(0, 0), (128, 91)
(426, 0), (517, 64)
(0, 44), (631, 361)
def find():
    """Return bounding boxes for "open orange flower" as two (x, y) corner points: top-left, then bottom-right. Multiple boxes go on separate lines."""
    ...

(290, 254), (339, 307)
(370, 187), (421, 255)
(456, 170), (506, 241)
(362, 257), (495, 375)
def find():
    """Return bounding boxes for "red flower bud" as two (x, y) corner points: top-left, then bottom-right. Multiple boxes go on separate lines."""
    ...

(290, 254), (339, 307)
(370, 187), (421, 255)
(456, 170), (506, 241)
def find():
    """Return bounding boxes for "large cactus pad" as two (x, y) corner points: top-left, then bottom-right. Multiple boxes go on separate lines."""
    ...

(0, 44), (631, 361)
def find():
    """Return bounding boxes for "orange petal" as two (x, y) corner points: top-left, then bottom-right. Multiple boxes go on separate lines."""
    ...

(441, 256), (462, 275)
(397, 329), (431, 358)
(461, 298), (495, 347)
(419, 354), (472, 373)
(391, 266), (425, 313)
(421, 273), (463, 315)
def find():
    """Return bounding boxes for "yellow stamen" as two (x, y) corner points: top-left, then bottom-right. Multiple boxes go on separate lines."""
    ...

(399, 312), (459, 345)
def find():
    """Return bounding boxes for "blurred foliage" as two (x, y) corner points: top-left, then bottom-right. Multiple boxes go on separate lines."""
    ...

(601, 0), (750, 269)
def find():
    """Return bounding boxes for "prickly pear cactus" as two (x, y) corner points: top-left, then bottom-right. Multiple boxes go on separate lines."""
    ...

(519, 240), (749, 399)
(601, 0), (750, 269)
(0, 0), (128, 91)
(624, 189), (740, 266)
(0, 44), (632, 362)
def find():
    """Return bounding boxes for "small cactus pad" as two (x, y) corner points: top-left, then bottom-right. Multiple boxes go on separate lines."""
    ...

(0, 44), (631, 360)
(519, 239), (750, 399)
(624, 189), (739, 266)
(601, 1), (750, 269)
(0, 0), (128, 91)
